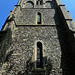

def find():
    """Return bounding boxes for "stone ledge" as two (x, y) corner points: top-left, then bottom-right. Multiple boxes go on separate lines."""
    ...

(66, 20), (75, 32)
(15, 5), (20, 7)
(59, 5), (65, 6)
(59, 6), (73, 20)
(12, 54), (21, 56)
(56, 0), (63, 6)
(1, 70), (6, 72)
(32, 67), (46, 72)
(16, 24), (57, 26)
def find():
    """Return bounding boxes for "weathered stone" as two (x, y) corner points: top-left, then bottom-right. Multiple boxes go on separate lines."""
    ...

(0, 0), (75, 75)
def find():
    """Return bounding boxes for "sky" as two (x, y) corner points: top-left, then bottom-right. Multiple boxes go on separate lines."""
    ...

(0, 0), (75, 30)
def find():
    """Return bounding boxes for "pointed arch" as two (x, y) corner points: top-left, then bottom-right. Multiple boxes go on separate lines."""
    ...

(36, 42), (43, 68)
(32, 40), (46, 70)
(34, 40), (45, 69)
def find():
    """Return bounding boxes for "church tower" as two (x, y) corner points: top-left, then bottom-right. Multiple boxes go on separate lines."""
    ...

(0, 0), (75, 75)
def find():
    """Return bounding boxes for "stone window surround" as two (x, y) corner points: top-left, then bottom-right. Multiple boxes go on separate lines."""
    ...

(36, 0), (42, 5)
(32, 40), (46, 71)
(36, 12), (42, 25)
(37, 12), (41, 24)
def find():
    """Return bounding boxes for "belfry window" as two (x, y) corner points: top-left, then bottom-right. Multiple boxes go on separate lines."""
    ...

(36, 42), (43, 68)
(37, 13), (41, 24)
(36, 1), (39, 5)
(36, 0), (42, 5)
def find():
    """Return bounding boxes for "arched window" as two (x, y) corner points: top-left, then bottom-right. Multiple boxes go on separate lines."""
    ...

(45, 1), (55, 8)
(23, 1), (34, 8)
(36, 1), (39, 5)
(36, 42), (43, 68)
(37, 13), (41, 24)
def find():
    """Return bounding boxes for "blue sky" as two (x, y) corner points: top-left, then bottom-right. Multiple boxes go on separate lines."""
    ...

(0, 0), (75, 30)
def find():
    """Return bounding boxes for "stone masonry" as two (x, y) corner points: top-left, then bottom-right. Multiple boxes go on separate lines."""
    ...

(0, 0), (75, 75)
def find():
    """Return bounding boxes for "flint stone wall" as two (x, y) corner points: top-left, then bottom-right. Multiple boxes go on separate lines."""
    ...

(1, 26), (63, 75)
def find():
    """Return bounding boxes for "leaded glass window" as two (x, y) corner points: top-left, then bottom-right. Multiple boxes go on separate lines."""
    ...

(37, 13), (41, 24)
(36, 42), (43, 68)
